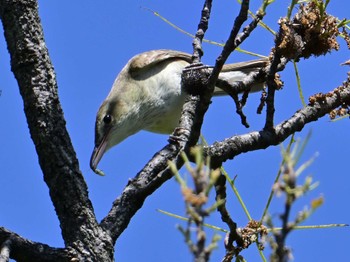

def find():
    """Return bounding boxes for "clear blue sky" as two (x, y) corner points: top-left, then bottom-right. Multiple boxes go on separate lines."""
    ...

(0, 1), (349, 261)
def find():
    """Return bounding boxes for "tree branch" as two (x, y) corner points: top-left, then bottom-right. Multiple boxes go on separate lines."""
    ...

(0, 227), (71, 262)
(210, 0), (264, 84)
(205, 76), (350, 167)
(0, 0), (113, 260)
(192, 0), (212, 63)
(215, 174), (242, 261)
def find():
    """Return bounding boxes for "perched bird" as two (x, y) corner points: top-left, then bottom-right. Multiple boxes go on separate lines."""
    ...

(90, 49), (267, 175)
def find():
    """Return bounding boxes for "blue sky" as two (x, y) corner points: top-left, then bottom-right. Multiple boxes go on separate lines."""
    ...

(0, 1), (349, 261)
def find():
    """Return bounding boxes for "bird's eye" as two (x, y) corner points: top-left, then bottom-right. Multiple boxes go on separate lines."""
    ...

(103, 114), (112, 124)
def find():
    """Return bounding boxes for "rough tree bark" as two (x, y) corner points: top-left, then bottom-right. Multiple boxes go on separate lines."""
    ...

(0, 0), (113, 261)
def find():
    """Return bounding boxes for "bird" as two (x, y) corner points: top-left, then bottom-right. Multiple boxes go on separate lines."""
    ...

(90, 49), (268, 175)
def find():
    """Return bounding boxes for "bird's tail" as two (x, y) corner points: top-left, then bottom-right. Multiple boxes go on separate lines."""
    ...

(213, 58), (268, 96)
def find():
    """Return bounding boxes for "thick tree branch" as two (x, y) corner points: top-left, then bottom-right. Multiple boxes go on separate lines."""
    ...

(0, 0), (113, 260)
(205, 77), (350, 167)
(0, 227), (71, 262)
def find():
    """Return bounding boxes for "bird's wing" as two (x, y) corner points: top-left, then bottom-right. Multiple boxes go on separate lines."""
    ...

(129, 49), (192, 74)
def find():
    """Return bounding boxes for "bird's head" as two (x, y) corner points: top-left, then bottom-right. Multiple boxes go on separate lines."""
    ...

(90, 96), (134, 175)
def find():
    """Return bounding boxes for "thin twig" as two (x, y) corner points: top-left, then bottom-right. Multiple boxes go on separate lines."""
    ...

(192, 0), (212, 63)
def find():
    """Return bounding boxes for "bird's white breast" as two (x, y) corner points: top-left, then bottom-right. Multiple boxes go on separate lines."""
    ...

(140, 59), (189, 134)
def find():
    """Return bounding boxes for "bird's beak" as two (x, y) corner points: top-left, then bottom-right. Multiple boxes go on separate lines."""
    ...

(90, 128), (111, 175)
